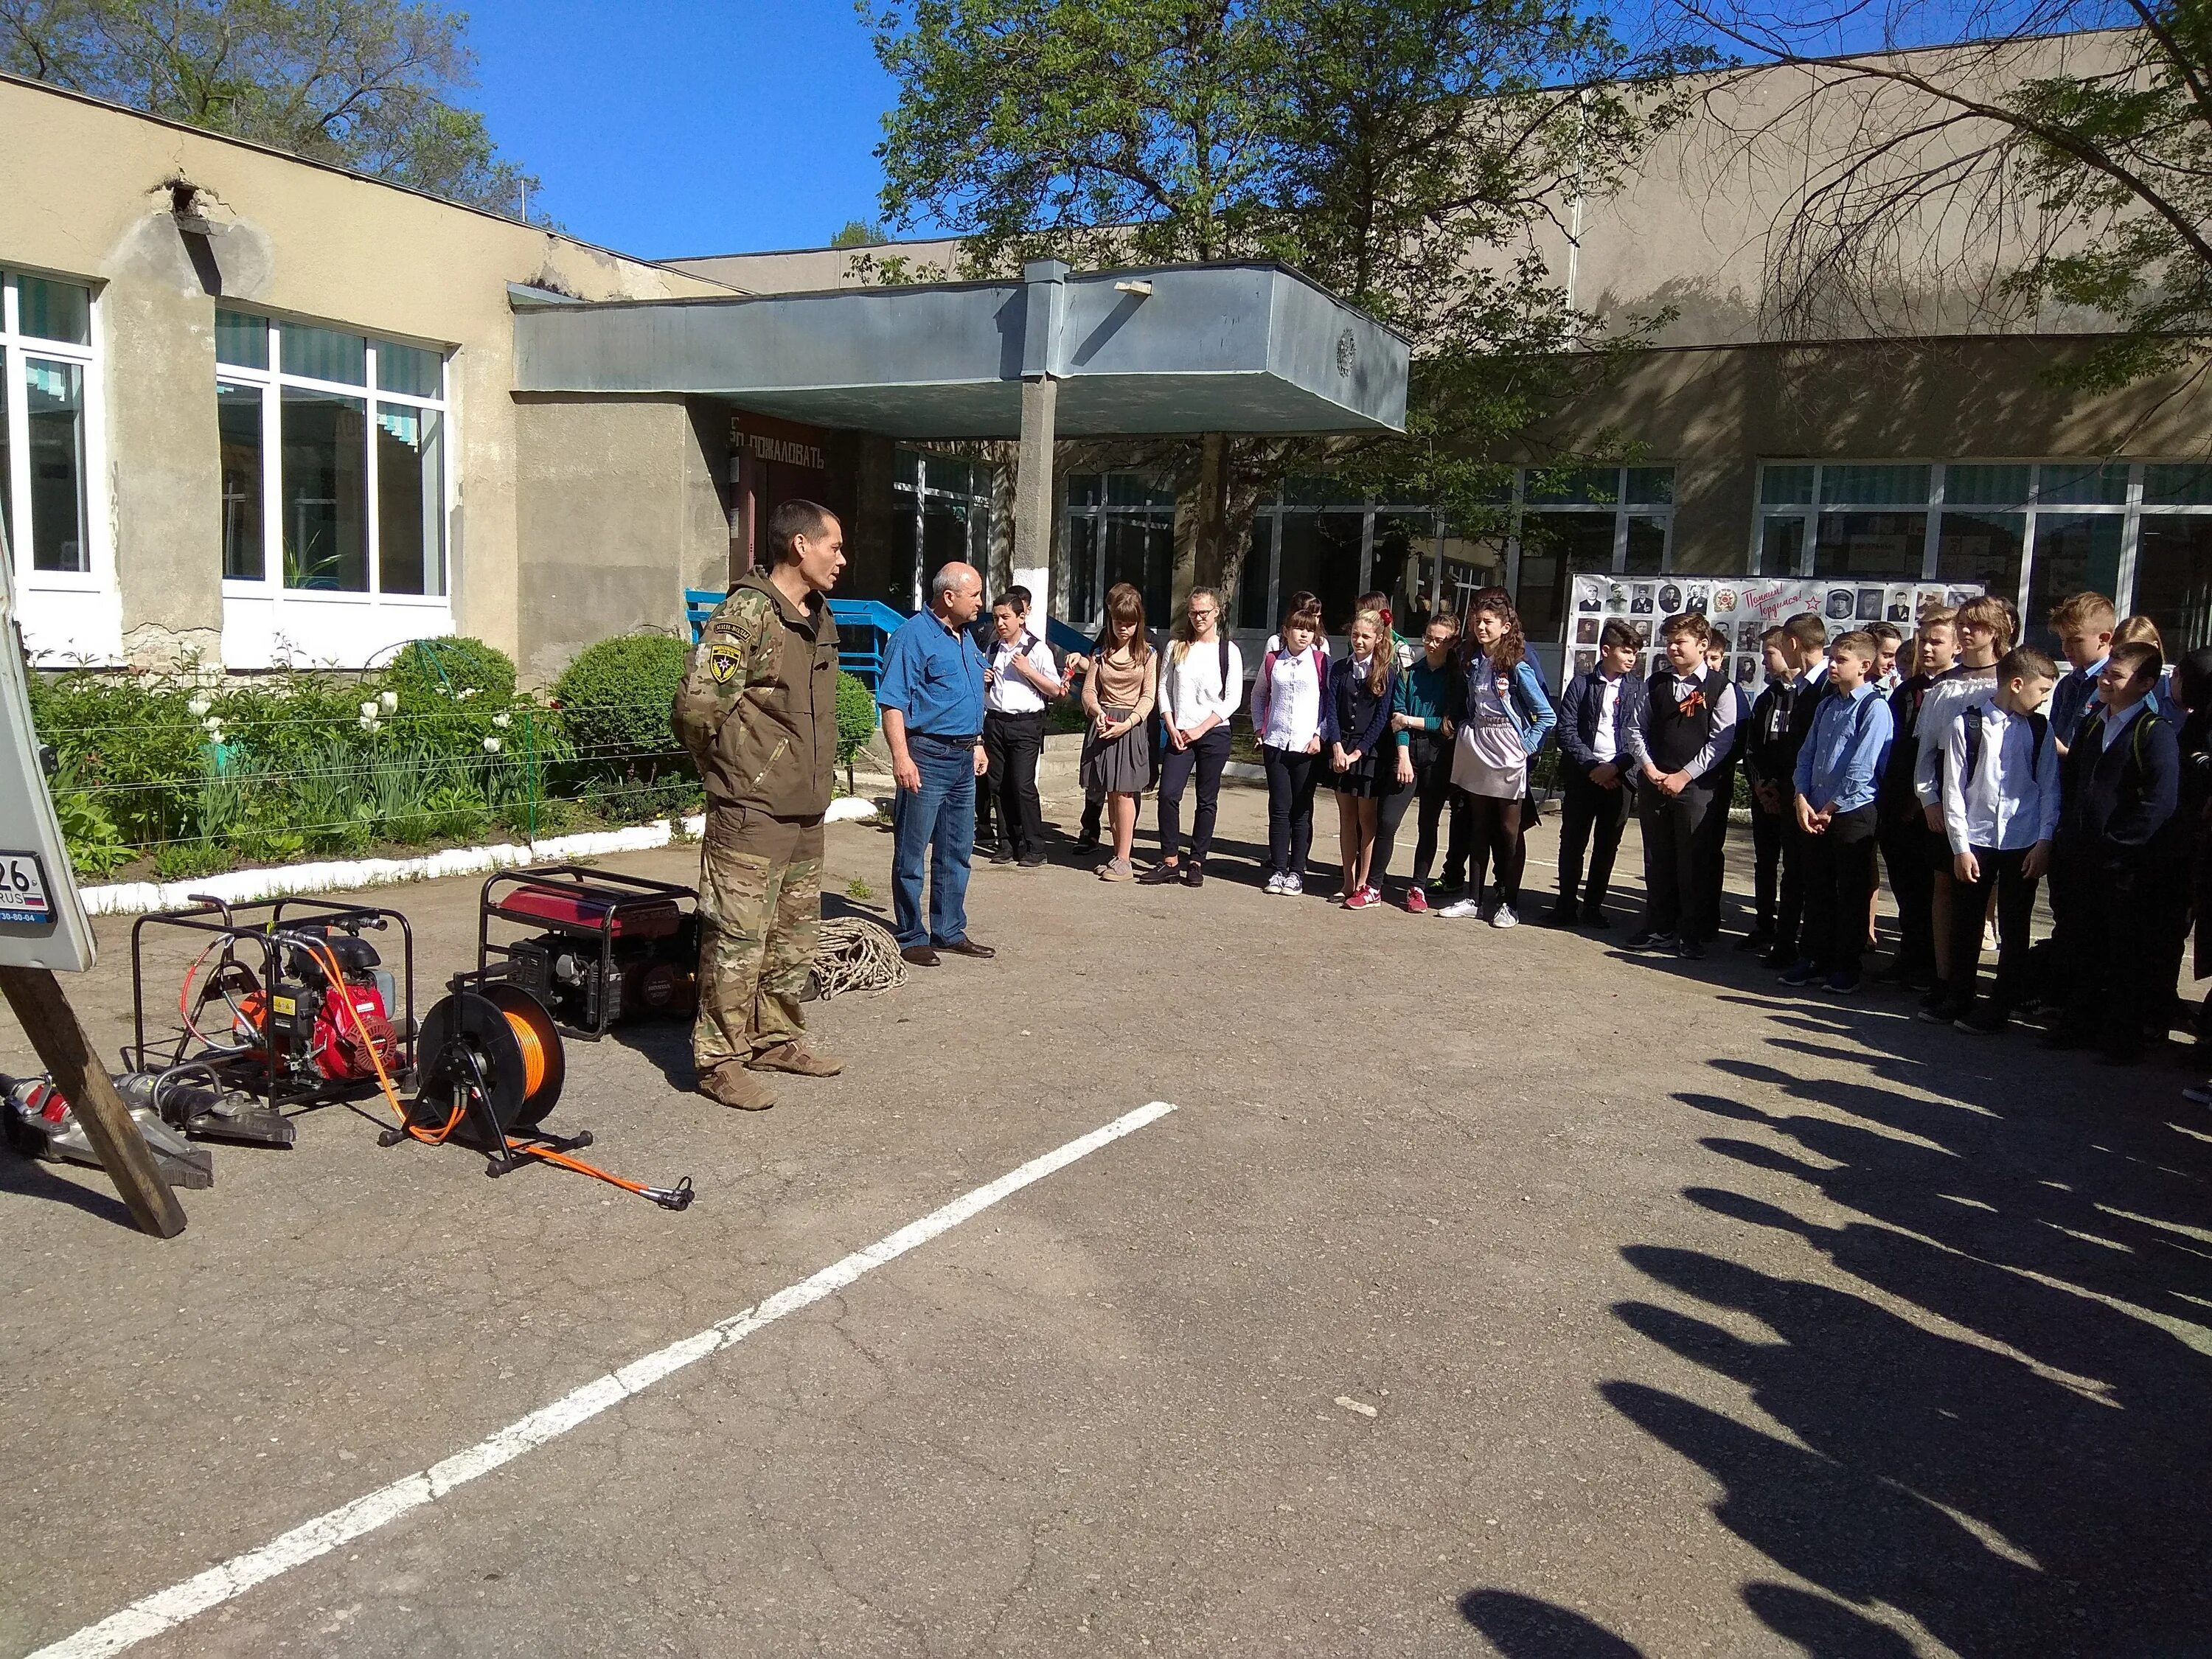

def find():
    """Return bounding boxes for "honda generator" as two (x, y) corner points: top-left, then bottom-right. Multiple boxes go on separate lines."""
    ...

(477, 866), (699, 1040)
(121, 895), (418, 1142)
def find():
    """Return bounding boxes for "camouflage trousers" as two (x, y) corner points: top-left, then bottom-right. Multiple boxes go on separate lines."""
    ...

(693, 805), (824, 1074)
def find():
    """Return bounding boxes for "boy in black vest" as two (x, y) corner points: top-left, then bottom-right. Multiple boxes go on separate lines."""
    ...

(1738, 627), (1795, 952)
(1626, 613), (1738, 959)
(1932, 646), (2059, 1032)
(1764, 613), (1833, 968)
(1874, 608), (1958, 990)
(1548, 620), (1645, 927)
(2045, 641), (2182, 1062)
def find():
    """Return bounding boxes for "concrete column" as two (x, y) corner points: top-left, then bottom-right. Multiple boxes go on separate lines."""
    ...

(1012, 373), (1058, 619)
(1012, 259), (1068, 620)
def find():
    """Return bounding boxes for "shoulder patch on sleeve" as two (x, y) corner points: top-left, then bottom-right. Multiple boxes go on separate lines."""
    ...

(708, 590), (771, 649)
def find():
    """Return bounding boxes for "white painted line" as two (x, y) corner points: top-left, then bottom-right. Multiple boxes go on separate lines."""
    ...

(27, 1100), (1180, 1659)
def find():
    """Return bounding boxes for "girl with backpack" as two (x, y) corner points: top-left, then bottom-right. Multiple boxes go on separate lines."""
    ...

(1143, 586), (1242, 888)
(1323, 608), (1402, 908)
(1439, 589), (1556, 926)
(1253, 597), (1329, 895)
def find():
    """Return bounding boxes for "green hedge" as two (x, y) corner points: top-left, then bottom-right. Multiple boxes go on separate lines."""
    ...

(27, 636), (878, 880)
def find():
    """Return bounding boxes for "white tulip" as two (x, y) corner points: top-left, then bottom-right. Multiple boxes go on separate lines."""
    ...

(482, 736), (503, 754)
(202, 716), (223, 735)
(187, 695), (212, 717)
(380, 689), (398, 712)
(358, 713), (379, 733)
(360, 699), (379, 721)
(493, 712), (512, 729)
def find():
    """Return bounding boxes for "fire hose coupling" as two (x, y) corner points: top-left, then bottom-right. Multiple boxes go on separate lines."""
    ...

(644, 1175), (695, 1211)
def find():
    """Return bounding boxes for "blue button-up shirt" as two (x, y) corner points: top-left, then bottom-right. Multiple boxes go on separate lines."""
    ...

(2050, 656), (2107, 747)
(879, 608), (987, 737)
(1794, 681), (1893, 813)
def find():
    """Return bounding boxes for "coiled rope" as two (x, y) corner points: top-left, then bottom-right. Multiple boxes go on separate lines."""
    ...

(809, 915), (907, 1001)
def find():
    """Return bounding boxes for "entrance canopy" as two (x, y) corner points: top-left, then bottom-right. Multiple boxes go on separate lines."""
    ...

(512, 260), (1408, 437)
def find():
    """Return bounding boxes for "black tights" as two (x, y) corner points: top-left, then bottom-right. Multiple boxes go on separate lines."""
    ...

(1448, 790), (1525, 908)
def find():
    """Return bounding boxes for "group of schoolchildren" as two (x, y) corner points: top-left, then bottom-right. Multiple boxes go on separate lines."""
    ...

(978, 574), (2211, 1069)
(1548, 587), (2210, 1063)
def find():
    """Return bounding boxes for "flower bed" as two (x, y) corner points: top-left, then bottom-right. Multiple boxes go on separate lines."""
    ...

(29, 636), (880, 883)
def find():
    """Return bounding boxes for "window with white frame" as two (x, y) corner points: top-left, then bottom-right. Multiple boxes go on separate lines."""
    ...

(891, 448), (995, 612)
(1205, 465), (1674, 642)
(1752, 459), (2212, 653)
(1, 268), (97, 582)
(215, 310), (449, 597)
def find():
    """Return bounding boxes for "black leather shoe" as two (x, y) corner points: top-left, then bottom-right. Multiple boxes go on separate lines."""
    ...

(934, 936), (996, 959)
(900, 944), (942, 968)
(1677, 936), (1706, 960)
(1182, 863), (1205, 888)
(1136, 861), (1183, 886)
(1542, 905), (1578, 928)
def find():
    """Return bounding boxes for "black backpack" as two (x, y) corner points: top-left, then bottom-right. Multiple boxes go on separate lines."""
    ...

(1961, 704), (2050, 784)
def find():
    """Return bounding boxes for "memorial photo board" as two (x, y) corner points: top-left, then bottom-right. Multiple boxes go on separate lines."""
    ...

(1566, 575), (1980, 684)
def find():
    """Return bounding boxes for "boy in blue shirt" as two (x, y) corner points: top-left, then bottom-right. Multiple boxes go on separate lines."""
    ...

(1784, 630), (1895, 994)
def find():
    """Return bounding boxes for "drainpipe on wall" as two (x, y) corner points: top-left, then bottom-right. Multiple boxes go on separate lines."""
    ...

(1012, 260), (1068, 619)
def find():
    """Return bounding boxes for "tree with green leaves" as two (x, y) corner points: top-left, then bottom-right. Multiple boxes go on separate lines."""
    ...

(0, 0), (543, 220)
(867, 0), (1705, 603)
(1672, 0), (2212, 392)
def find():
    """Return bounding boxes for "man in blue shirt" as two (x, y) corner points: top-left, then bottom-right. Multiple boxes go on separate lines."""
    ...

(878, 562), (994, 966)
(1784, 629), (1894, 994)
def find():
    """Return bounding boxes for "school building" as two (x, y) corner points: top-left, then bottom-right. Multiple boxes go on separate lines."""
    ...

(1, 27), (2205, 685)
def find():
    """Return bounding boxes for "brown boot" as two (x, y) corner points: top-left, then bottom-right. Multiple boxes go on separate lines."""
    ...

(750, 1041), (843, 1077)
(698, 1061), (777, 1111)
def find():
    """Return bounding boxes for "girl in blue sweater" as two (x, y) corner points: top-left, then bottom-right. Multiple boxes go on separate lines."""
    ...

(1324, 610), (1401, 908)
(1441, 589), (1557, 926)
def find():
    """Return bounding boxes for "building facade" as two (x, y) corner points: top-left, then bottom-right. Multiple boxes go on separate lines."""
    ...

(7, 30), (2207, 686)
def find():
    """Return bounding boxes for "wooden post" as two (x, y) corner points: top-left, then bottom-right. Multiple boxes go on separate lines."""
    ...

(0, 964), (187, 1237)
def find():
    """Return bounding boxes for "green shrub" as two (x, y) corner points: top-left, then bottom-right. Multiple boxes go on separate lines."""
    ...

(151, 839), (232, 882)
(835, 670), (877, 766)
(553, 634), (693, 791)
(385, 636), (516, 706)
(48, 759), (131, 878)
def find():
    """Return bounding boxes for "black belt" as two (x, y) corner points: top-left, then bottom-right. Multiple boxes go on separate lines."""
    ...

(914, 730), (981, 745)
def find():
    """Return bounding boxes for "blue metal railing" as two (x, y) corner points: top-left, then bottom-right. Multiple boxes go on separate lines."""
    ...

(1045, 616), (1093, 660)
(826, 598), (911, 689)
(688, 589), (908, 691)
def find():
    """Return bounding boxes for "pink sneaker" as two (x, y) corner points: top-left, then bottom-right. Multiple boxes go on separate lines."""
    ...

(1405, 886), (1428, 914)
(1344, 887), (1379, 911)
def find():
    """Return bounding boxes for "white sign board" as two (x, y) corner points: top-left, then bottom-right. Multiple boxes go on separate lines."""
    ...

(0, 556), (97, 970)
(1565, 574), (1983, 689)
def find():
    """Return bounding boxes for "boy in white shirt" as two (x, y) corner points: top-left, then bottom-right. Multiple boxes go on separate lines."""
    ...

(981, 594), (1063, 866)
(1933, 645), (2060, 1032)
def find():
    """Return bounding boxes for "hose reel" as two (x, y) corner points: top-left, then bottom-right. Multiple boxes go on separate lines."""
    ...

(391, 976), (691, 1209)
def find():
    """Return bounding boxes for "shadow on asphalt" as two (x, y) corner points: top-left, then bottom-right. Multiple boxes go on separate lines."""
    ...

(0, 1150), (136, 1227)
(1461, 970), (2212, 1655)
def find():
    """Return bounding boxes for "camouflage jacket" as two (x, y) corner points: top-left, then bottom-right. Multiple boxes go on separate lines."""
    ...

(672, 571), (841, 818)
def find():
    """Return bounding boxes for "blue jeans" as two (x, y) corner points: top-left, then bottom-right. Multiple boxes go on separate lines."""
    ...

(891, 734), (977, 948)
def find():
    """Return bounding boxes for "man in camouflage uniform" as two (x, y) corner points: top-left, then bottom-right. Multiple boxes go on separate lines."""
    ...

(672, 499), (846, 1111)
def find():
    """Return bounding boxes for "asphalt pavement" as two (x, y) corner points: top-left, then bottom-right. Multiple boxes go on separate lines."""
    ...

(3, 785), (2208, 1658)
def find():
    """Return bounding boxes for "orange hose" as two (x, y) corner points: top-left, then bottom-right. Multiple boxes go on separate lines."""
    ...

(304, 941), (675, 1202)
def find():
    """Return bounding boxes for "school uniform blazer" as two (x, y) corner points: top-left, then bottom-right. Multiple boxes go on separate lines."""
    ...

(2056, 708), (2180, 871)
(1319, 655), (1397, 755)
(1556, 669), (1646, 780)
(1742, 679), (1795, 796)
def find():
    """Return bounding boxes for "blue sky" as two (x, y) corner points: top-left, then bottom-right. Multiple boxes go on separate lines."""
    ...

(464, 0), (913, 259)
